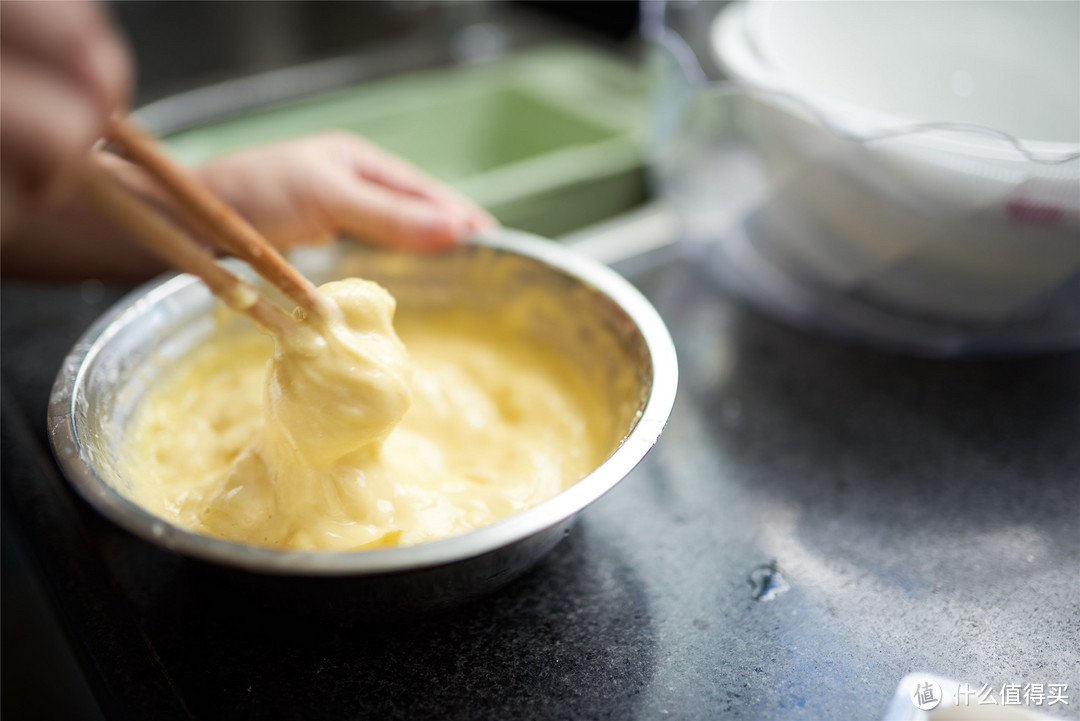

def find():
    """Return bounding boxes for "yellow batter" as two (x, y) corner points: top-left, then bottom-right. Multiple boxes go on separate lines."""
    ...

(121, 279), (611, 551)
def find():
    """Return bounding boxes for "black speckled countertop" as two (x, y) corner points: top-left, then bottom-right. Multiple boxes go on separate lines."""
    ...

(3, 246), (1078, 720)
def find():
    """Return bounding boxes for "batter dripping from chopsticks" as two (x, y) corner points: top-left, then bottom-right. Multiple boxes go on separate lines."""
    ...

(121, 278), (611, 550)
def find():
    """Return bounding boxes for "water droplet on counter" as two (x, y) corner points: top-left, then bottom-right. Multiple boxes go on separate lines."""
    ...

(748, 561), (790, 602)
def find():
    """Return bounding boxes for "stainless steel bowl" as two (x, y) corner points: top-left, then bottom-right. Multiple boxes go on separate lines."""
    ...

(48, 230), (677, 613)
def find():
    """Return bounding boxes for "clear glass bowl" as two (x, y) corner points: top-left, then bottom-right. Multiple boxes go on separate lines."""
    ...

(645, 0), (1080, 356)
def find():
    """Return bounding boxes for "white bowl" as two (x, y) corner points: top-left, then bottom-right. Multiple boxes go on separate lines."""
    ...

(736, 1), (1079, 151)
(704, 0), (1080, 342)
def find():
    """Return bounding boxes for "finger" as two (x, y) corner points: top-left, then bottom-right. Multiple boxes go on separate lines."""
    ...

(0, 56), (106, 204)
(0, 0), (133, 114)
(358, 157), (498, 232)
(325, 180), (471, 251)
(342, 137), (499, 231)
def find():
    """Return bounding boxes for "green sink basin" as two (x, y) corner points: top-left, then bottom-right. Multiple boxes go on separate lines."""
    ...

(164, 46), (648, 237)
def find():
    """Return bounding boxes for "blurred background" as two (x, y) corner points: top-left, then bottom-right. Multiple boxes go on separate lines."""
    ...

(112, 1), (641, 105)
(111, 0), (652, 239)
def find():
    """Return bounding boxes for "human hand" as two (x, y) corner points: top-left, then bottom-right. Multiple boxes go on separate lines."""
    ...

(1, 131), (498, 280)
(0, 0), (132, 235)
(194, 131), (498, 252)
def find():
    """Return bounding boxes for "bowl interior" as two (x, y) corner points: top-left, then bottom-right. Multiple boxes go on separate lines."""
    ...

(54, 234), (674, 575)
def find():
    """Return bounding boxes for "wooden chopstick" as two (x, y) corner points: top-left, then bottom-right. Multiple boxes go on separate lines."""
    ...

(106, 116), (333, 319)
(78, 155), (294, 337)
